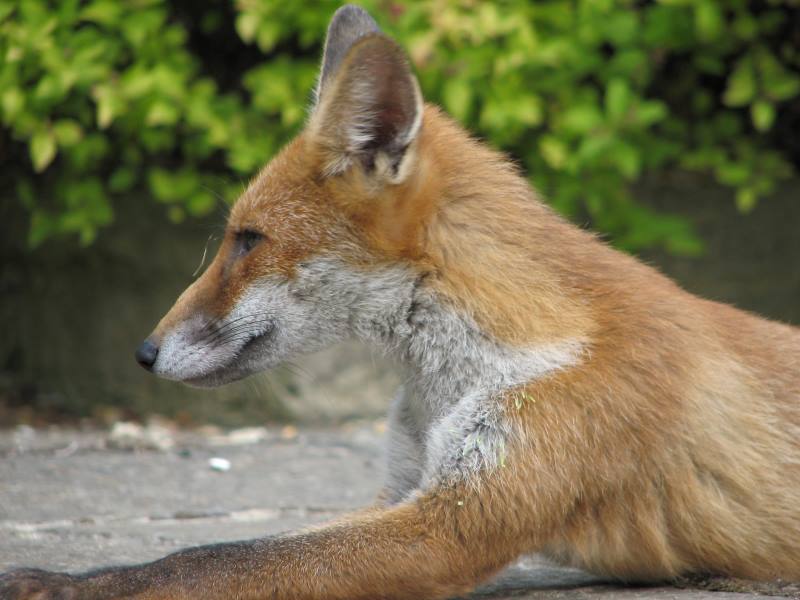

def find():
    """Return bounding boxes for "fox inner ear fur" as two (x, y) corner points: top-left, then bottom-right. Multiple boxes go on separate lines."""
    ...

(310, 7), (423, 184)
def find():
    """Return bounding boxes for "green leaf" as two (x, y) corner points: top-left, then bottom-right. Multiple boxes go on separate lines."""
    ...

(146, 100), (180, 126)
(605, 79), (632, 121)
(539, 136), (568, 169)
(723, 56), (756, 107)
(235, 13), (258, 43)
(511, 95), (543, 126)
(94, 87), (117, 129)
(1, 88), (24, 122)
(561, 105), (603, 134)
(756, 49), (800, 102)
(30, 129), (57, 172)
(148, 168), (177, 202)
(79, 226), (97, 246)
(635, 101), (668, 126)
(755, 48), (799, 97)
(613, 141), (642, 179)
(604, 12), (638, 45)
(735, 188), (757, 212)
(53, 120), (83, 147)
(694, 1), (723, 41)
(81, 1), (123, 25)
(576, 135), (613, 164)
(0, 2), (15, 22)
(109, 167), (136, 193)
(256, 21), (282, 52)
(751, 100), (775, 132)
(187, 190), (215, 216)
(33, 74), (66, 105)
(148, 168), (199, 203)
(765, 75), (800, 102)
(716, 161), (749, 186)
(442, 78), (473, 123)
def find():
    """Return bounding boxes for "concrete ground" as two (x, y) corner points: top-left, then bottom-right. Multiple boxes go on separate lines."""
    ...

(1, 424), (796, 599)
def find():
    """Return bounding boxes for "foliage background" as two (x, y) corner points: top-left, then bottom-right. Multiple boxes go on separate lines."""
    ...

(3, 0), (799, 254)
(1, 1), (799, 425)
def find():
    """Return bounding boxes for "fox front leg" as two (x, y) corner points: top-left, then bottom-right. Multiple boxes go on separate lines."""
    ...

(376, 388), (426, 505)
(0, 476), (543, 600)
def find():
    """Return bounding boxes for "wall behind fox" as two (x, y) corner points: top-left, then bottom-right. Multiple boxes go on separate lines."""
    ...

(1, 173), (798, 427)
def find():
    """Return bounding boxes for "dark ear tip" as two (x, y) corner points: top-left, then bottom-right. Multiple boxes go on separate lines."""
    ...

(318, 4), (382, 102)
(330, 5), (379, 30)
(332, 4), (369, 18)
(326, 5), (381, 42)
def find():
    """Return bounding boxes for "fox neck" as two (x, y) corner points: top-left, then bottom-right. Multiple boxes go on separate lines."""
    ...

(400, 284), (585, 417)
(312, 257), (585, 410)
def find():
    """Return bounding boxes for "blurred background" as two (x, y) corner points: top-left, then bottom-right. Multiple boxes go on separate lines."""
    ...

(1, 0), (798, 428)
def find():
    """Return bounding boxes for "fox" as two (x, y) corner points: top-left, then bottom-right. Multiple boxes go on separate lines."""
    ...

(3, 4), (800, 600)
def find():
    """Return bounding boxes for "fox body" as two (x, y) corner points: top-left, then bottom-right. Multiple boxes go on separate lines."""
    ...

(3, 5), (799, 599)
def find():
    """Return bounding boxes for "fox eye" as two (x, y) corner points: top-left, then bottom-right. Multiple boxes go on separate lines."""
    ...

(235, 229), (264, 255)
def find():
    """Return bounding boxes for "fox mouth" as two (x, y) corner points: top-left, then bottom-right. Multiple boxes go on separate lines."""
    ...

(182, 324), (277, 388)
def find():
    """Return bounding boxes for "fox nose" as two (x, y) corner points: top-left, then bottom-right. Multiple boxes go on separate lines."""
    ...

(135, 339), (159, 371)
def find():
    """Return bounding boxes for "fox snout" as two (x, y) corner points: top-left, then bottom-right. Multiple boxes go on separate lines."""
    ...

(134, 299), (282, 387)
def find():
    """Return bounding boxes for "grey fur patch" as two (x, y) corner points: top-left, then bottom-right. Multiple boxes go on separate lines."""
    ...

(383, 388), (426, 503)
(392, 289), (585, 494)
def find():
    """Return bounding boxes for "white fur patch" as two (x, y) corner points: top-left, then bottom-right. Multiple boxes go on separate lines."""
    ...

(421, 339), (584, 486)
(392, 289), (585, 492)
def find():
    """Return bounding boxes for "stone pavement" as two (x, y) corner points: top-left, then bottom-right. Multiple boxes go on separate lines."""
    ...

(0, 425), (794, 599)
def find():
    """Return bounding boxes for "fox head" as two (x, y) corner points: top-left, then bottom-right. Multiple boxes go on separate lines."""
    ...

(136, 5), (593, 386)
(135, 6), (428, 386)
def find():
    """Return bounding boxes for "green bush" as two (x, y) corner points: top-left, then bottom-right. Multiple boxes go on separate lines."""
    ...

(2, 0), (798, 253)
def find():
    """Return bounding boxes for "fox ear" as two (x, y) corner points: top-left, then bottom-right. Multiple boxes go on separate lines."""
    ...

(310, 7), (422, 183)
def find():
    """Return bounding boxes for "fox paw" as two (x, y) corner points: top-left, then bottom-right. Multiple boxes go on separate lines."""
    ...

(0, 568), (79, 600)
